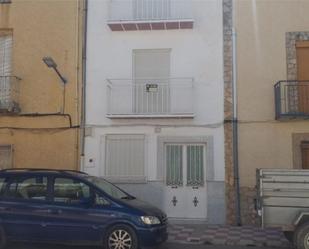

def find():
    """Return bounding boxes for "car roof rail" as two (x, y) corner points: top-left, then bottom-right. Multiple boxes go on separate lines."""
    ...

(0, 168), (88, 175)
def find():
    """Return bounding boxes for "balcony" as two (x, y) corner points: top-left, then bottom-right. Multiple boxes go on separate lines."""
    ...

(107, 0), (194, 31)
(106, 78), (194, 118)
(0, 76), (21, 114)
(274, 80), (309, 119)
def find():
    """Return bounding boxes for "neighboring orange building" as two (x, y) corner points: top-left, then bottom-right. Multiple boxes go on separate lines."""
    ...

(225, 0), (309, 225)
(0, 0), (85, 170)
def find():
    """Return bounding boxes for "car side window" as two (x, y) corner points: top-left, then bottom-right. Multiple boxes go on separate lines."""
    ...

(0, 177), (7, 197)
(5, 176), (47, 201)
(95, 192), (110, 206)
(53, 177), (90, 205)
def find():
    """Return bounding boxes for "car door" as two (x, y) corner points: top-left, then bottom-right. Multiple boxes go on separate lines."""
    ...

(0, 174), (50, 241)
(44, 176), (111, 243)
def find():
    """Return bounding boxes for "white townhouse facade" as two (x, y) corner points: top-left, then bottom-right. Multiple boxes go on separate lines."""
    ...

(84, 0), (225, 223)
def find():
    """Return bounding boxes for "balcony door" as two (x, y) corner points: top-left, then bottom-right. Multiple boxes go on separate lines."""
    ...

(133, 49), (170, 115)
(296, 41), (309, 114)
(133, 0), (171, 20)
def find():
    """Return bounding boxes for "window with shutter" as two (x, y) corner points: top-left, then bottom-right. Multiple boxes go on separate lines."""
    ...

(105, 135), (146, 182)
(0, 0), (11, 4)
(0, 34), (13, 106)
(0, 145), (13, 169)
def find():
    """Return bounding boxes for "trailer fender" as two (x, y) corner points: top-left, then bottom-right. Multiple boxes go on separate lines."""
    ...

(294, 212), (309, 227)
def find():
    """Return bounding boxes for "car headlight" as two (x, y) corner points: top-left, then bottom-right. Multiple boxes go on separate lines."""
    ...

(140, 216), (161, 225)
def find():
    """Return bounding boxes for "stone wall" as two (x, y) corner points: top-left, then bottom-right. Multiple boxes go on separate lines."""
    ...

(223, 0), (236, 225)
(239, 187), (260, 226)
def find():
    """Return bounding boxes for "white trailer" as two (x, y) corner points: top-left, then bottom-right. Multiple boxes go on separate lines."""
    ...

(257, 169), (309, 249)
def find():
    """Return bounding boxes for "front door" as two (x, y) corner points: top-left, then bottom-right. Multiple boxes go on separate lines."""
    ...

(296, 41), (309, 114)
(164, 144), (207, 220)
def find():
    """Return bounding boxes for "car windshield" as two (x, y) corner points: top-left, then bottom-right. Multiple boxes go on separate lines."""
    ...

(85, 176), (134, 200)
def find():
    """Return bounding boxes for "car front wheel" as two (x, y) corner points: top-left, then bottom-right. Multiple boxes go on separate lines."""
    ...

(105, 224), (138, 249)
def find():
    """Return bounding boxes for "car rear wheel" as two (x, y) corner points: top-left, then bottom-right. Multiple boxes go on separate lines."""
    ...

(105, 225), (138, 249)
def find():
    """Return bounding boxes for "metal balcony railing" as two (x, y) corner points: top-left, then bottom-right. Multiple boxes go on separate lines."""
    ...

(107, 0), (194, 31)
(106, 78), (194, 118)
(0, 76), (21, 113)
(274, 80), (309, 119)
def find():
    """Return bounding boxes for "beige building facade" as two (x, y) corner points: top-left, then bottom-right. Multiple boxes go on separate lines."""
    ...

(0, 0), (84, 170)
(225, 0), (309, 225)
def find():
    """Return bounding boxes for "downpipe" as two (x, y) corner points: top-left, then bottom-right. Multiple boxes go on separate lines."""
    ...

(80, 0), (88, 172)
(232, 28), (241, 226)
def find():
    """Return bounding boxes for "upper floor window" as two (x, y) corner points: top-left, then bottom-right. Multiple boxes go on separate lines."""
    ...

(0, 0), (11, 4)
(107, 0), (194, 31)
(0, 145), (13, 169)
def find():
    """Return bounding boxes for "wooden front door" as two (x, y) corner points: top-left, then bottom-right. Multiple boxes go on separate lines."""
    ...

(296, 41), (309, 114)
(301, 142), (309, 169)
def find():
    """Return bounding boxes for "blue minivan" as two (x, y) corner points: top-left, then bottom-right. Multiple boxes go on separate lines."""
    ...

(0, 169), (168, 248)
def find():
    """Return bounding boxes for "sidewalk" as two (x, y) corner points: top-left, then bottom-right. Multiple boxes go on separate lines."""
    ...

(168, 224), (292, 248)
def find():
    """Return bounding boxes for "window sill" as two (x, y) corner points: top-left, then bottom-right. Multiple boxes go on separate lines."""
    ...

(104, 176), (147, 184)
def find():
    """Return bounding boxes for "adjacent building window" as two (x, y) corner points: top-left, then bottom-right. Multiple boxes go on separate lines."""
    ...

(301, 141), (309, 169)
(0, 34), (13, 107)
(166, 144), (205, 187)
(0, 145), (13, 169)
(105, 134), (145, 182)
(0, 0), (11, 4)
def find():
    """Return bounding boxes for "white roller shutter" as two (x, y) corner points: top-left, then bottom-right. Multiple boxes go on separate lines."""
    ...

(105, 135), (146, 182)
(0, 35), (12, 76)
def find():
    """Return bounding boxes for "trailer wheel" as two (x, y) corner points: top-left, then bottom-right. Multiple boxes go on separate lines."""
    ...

(294, 222), (309, 249)
(283, 231), (294, 243)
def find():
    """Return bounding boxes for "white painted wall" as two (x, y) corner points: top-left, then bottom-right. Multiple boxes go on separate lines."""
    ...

(85, 0), (225, 181)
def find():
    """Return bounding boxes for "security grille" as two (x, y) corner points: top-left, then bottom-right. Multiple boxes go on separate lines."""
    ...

(166, 144), (205, 187)
(166, 145), (183, 186)
(133, 0), (171, 20)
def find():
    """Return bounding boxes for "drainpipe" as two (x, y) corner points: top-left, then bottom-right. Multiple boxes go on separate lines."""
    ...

(232, 28), (241, 226)
(80, 0), (88, 172)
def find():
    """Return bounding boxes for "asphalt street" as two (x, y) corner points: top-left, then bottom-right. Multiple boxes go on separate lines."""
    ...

(5, 242), (290, 249)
